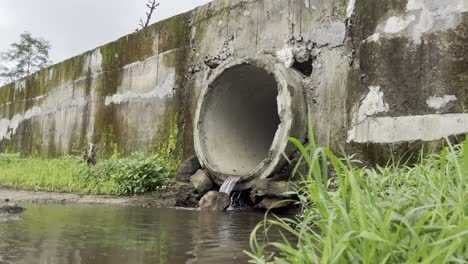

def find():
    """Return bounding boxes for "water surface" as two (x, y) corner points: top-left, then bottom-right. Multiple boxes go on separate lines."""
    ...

(0, 204), (278, 264)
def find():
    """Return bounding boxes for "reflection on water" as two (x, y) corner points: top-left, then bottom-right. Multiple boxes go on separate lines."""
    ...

(0, 204), (279, 264)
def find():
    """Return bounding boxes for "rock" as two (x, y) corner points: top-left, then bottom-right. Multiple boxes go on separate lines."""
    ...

(199, 191), (231, 211)
(0, 203), (25, 214)
(175, 155), (201, 183)
(293, 45), (311, 63)
(251, 180), (295, 201)
(173, 183), (199, 207)
(158, 182), (199, 208)
(255, 198), (291, 210)
(190, 170), (213, 196)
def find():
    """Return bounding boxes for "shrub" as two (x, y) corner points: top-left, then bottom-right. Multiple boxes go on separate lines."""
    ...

(79, 153), (173, 195)
(0, 153), (174, 196)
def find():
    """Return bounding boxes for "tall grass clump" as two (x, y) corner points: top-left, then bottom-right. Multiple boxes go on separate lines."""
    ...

(0, 153), (174, 195)
(247, 116), (467, 263)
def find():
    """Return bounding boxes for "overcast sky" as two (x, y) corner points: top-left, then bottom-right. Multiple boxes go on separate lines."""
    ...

(0, 0), (212, 63)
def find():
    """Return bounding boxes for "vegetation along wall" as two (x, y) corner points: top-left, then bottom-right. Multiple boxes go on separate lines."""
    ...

(0, 0), (466, 167)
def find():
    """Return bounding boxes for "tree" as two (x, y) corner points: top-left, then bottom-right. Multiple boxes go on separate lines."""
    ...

(137, 0), (160, 31)
(0, 32), (52, 84)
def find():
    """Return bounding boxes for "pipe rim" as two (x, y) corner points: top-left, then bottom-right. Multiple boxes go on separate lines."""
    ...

(194, 58), (297, 185)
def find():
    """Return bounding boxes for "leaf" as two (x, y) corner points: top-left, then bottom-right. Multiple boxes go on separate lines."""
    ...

(358, 231), (388, 243)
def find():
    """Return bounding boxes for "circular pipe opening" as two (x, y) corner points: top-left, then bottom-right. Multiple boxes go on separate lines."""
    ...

(194, 58), (307, 187)
(200, 64), (280, 175)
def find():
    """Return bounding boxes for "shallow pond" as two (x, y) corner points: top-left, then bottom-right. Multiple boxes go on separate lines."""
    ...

(0, 204), (280, 264)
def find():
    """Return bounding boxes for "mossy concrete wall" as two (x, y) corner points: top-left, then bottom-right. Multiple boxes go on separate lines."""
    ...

(0, 0), (466, 166)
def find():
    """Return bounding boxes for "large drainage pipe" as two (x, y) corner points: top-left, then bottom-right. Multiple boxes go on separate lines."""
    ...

(194, 58), (307, 189)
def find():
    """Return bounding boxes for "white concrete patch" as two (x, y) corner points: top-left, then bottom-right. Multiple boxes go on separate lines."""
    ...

(14, 81), (25, 91)
(366, 0), (466, 45)
(304, 0), (309, 8)
(48, 68), (54, 80)
(85, 49), (103, 73)
(9, 114), (24, 136)
(346, 0), (356, 18)
(366, 33), (380, 43)
(0, 94), (47, 108)
(355, 86), (389, 124)
(24, 106), (43, 119)
(276, 45), (295, 68)
(426, 95), (457, 110)
(104, 68), (175, 106)
(0, 99), (87, 142)
(347, 113), (468, 143)
(384, 15), (415, 33)
(58, 98), (87, 110)
(0, 119), (10, 141)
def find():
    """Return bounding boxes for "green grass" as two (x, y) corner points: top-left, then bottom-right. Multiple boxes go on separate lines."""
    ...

(0, 153), (174, 195)
(247, 117), (468, 263)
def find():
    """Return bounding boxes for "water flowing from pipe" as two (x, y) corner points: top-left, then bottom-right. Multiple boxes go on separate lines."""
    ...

(219, 176), (240, 196)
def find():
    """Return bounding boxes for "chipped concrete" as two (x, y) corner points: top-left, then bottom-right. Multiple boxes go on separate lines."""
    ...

(276, 45), (295, 68)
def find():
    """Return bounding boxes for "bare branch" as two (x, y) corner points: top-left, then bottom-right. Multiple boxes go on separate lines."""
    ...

(138, 0), (160, 29)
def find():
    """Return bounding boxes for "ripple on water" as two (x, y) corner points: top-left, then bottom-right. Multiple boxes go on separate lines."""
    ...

(0, 204), (288, 264)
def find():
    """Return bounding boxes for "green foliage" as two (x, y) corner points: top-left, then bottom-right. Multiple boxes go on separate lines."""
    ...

(0, 32), (52, 84)
(79, 153), (173, 195)
(247, 114), (468, 263)
(0, 153), (174, 195)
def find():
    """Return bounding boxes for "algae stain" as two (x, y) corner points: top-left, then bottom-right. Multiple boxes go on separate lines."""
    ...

(149, 107), (183, 173)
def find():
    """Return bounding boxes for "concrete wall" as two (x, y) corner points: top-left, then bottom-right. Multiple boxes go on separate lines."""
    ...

(0, 0), (466, 165)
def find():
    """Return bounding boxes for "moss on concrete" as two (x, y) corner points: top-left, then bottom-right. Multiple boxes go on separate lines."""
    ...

(158, 12), (191, 53)
(149, 106), (183, 173)
(1, 2), (194, 162)
(100, 26), (157, 73)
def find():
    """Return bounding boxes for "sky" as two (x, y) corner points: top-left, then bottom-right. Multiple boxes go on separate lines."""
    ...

(0, 0), (212, 63)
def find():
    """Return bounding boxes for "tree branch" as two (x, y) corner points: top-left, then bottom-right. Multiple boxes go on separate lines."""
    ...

(138, 0), (160, 29)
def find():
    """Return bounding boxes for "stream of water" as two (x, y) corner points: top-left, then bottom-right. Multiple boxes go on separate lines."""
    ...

(0, 203), (284, 264)
(219, 176), (240, 196)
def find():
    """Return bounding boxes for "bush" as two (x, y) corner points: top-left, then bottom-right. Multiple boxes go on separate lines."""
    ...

(79, 153), (173, 195)
(0, 153), (174, 196)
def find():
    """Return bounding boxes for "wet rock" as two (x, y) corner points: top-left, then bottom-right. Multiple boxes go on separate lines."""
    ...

(255, 198), (291, 210)
(162, 183), (199, 207)
(0, 203), (25, 214)
(175, 155), (201, 183)
(199, 191), (231, 211)
(251, 180), (295, 201)
(190, 170), (213, 196)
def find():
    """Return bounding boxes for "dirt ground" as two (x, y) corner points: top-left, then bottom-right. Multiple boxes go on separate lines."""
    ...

(0, 182), (200, 208)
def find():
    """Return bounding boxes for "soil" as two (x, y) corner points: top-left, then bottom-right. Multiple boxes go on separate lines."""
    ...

(0, 182), (200, 208)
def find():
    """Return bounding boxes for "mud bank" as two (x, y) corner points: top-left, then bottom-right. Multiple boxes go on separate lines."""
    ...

(0, 183), (199, 208)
